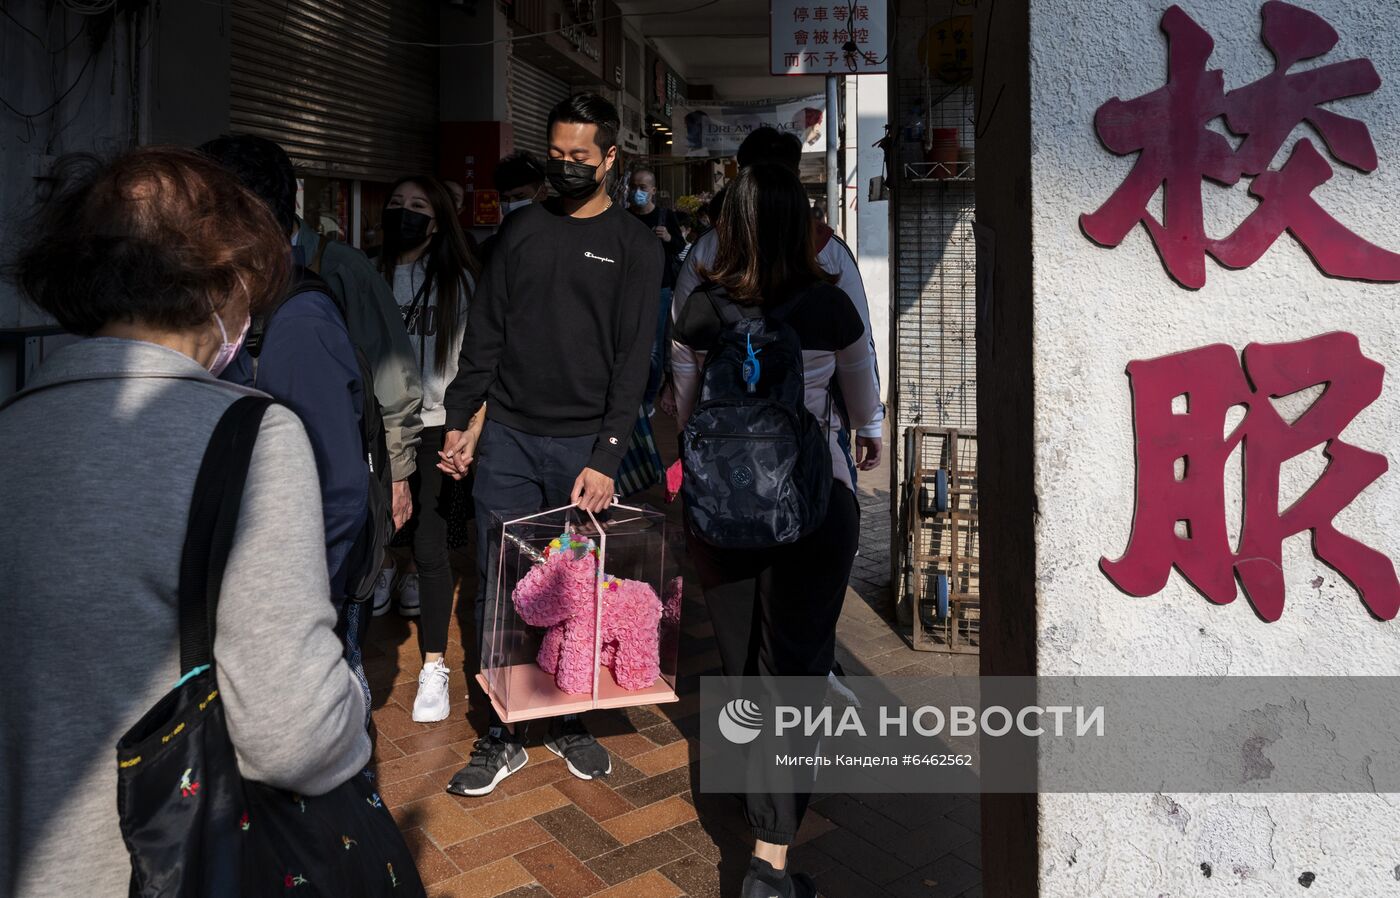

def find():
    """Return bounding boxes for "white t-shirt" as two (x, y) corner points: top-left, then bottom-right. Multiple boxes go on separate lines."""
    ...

(393, 259), (473, 428)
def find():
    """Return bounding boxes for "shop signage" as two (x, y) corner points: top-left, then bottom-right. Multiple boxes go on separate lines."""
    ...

(473, 189), (501, 227)
(1102, 332), (1399, 623)
(1081, 2), (1400, 289)
(771, 0), (888, 75)
(672, 95), (827, 157)
(653, 60), (680, 117)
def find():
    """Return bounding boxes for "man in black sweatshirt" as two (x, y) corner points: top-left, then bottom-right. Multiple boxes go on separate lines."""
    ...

(437, 94), (664, 796)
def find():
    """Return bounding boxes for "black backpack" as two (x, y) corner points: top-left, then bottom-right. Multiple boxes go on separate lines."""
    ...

(246, 266), (394, 604)
(681, 287), (832, 549)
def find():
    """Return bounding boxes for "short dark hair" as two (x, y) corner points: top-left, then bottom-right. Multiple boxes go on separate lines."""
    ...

(197, 134), (298, 236)
(736, 126), (803, 173)
(494, 152), (546, 192)
(547, 93), (620, 152)
(8, 147), (290, 334)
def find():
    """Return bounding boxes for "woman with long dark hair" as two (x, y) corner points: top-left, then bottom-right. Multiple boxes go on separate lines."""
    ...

(376, 174), (482, 722)
(670, 163), (881, 898)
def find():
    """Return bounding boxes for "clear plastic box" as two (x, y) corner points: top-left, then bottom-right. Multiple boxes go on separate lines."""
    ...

(475, 503), (681, 723)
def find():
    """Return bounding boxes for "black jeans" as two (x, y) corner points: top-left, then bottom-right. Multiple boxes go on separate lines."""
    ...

(688, 484), (861, 844)
(471, 420), (596, 728)
(411, 426), (457, 657)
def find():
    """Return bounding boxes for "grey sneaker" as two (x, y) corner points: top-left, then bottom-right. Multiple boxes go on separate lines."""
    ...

(544, 715), (611, 780)
(445, 729), (527, 797)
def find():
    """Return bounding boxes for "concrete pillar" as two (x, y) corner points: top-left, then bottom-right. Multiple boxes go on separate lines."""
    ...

(978, 0), (1400, 893)
(854, 74), (892, 414)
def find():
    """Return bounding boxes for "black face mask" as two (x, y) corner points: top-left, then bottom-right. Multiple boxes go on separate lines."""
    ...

(382, 207), (433, 248)
(546, 158), (604, 200)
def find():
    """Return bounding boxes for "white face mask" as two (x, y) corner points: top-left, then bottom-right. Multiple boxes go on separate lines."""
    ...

(208, 310), (251, 376)
(502, 198), (533, 216)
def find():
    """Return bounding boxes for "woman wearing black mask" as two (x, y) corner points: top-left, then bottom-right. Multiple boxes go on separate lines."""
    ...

(377, 175), (482, 723)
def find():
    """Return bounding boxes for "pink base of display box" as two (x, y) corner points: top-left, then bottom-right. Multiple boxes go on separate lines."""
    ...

(475, 666), (680, 725)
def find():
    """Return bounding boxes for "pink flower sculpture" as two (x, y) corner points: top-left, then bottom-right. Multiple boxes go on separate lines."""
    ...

(511, 548), (671, 694)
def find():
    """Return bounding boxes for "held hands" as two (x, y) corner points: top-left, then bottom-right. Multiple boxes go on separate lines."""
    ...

(653, 225), (670, 241)
(855, 436), (883, 471)
(437, 429), (479, 481)
(391, 479), (413, 530)
(571, 467), (615, 514)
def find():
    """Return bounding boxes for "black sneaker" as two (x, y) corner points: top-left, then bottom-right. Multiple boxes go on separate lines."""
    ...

(445, 728), (527, 797)
(544, 715), (611, 780)
(741, 857), (816, 898)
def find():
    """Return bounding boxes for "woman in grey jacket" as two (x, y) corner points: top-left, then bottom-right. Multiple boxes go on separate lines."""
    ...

(0, 148), (372, 898)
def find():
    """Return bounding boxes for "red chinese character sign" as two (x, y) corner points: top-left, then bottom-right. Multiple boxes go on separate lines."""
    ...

(772, 1), (887, 75)
(1081, 2), (1400, 288)
(1102, 333), (1400, 622)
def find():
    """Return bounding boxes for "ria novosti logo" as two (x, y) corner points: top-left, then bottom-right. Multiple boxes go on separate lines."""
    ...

(718, 699), (764, 744)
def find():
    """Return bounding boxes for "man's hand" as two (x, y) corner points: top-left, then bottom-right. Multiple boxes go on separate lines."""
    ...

(656, 379), (678, 418)
(855, 436), (883, 471)
(653, 225), (670, 242)
(437, 429), (478, 481)
(391, 479), (413, 530)
(571, 467), (615, 513)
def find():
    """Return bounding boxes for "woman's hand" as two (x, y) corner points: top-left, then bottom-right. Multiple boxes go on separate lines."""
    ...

(656, 379), (678, 418)
(855, 436), (883, 471)
(437, 429), (478, 480)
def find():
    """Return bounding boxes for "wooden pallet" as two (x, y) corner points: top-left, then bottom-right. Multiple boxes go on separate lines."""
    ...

(906, 427), (980, 654)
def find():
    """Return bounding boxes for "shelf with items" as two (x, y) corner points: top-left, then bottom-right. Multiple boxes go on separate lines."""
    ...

(904, 161), (976, 183)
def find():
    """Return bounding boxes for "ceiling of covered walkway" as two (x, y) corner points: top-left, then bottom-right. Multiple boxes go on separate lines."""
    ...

(617, 0), (826, 100)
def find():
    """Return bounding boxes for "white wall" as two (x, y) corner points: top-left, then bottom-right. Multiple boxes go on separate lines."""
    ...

(854, 74), (892, 411)
(1031, 0), (1400, 893)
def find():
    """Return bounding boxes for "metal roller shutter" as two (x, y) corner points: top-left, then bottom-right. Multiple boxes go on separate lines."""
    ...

(229, 0), (438, 181)
(508, 57), (570, 163)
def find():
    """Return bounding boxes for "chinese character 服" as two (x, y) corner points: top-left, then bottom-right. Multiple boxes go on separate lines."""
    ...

(1081, 2), (1400, 288)
(1102, 332), (1399, 622)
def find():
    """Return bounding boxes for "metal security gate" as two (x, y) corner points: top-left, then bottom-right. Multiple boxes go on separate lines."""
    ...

(229, 0), (438, 181)
(888, 10), (979, 635)
(508, 57), (570, 163)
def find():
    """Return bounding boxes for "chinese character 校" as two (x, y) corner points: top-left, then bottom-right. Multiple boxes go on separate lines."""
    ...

(1081, 2), (1400, 288)
(1102, 332), (1400, 622)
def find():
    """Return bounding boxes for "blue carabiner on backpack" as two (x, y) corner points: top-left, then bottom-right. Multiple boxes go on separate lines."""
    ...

(742, 334), (762, 394)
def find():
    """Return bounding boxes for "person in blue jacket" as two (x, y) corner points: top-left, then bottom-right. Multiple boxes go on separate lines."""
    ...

(200, 135), (372, 715)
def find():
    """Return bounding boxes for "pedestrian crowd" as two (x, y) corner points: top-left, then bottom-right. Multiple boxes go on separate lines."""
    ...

(0, 93), (882, 898)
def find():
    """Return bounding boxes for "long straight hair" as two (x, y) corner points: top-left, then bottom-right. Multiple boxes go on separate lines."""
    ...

(379, 175), (481, 375)
(699, 163), (834, 306)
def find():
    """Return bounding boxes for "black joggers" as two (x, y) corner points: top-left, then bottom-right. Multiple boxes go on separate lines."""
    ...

(688, 483), (861, 845)
(411, 426), (457, 657)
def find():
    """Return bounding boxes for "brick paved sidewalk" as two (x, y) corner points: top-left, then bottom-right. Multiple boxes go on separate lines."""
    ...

(364, 442), (981, 898)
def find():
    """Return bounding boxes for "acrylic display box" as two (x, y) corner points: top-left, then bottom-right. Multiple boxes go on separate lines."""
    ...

(475, 503), (681, 724)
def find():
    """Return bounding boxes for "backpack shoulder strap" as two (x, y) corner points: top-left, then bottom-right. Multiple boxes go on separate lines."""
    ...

(702, 285), (750, 327)
(246, 267), (336, 371)
(177, 396), (275, 674)
(309, 234), (333, 275)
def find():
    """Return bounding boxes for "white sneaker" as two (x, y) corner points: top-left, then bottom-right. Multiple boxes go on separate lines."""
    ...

(371, 566), (395, 617)
(411, 659), (451, 723)
(396, 573), (421, 618)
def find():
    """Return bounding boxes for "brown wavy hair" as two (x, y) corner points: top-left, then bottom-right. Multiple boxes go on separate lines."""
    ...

(9, 146), (290, 335)
(699, 162), (835, 306)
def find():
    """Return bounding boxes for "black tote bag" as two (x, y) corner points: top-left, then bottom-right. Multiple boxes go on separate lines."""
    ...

(115, 397), (424, 898)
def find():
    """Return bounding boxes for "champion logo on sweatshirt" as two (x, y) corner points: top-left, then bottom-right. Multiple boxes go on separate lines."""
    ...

(584, 251), (616, 264)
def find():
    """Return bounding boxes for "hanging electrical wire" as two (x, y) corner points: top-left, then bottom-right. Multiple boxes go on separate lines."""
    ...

(0, 47), (97, 120)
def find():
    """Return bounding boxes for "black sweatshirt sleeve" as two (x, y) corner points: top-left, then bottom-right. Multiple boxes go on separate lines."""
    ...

(443, 228), (507, 431)
(589, 233), (665, 476)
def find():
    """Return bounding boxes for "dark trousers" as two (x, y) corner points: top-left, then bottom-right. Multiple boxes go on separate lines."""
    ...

(688, 484), (861, 844)
(472, 420), (595, 728)
(411, 426), (457, 656)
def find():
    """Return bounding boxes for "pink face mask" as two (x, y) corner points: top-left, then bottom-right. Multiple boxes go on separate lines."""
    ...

(207, 310), (251, 376)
